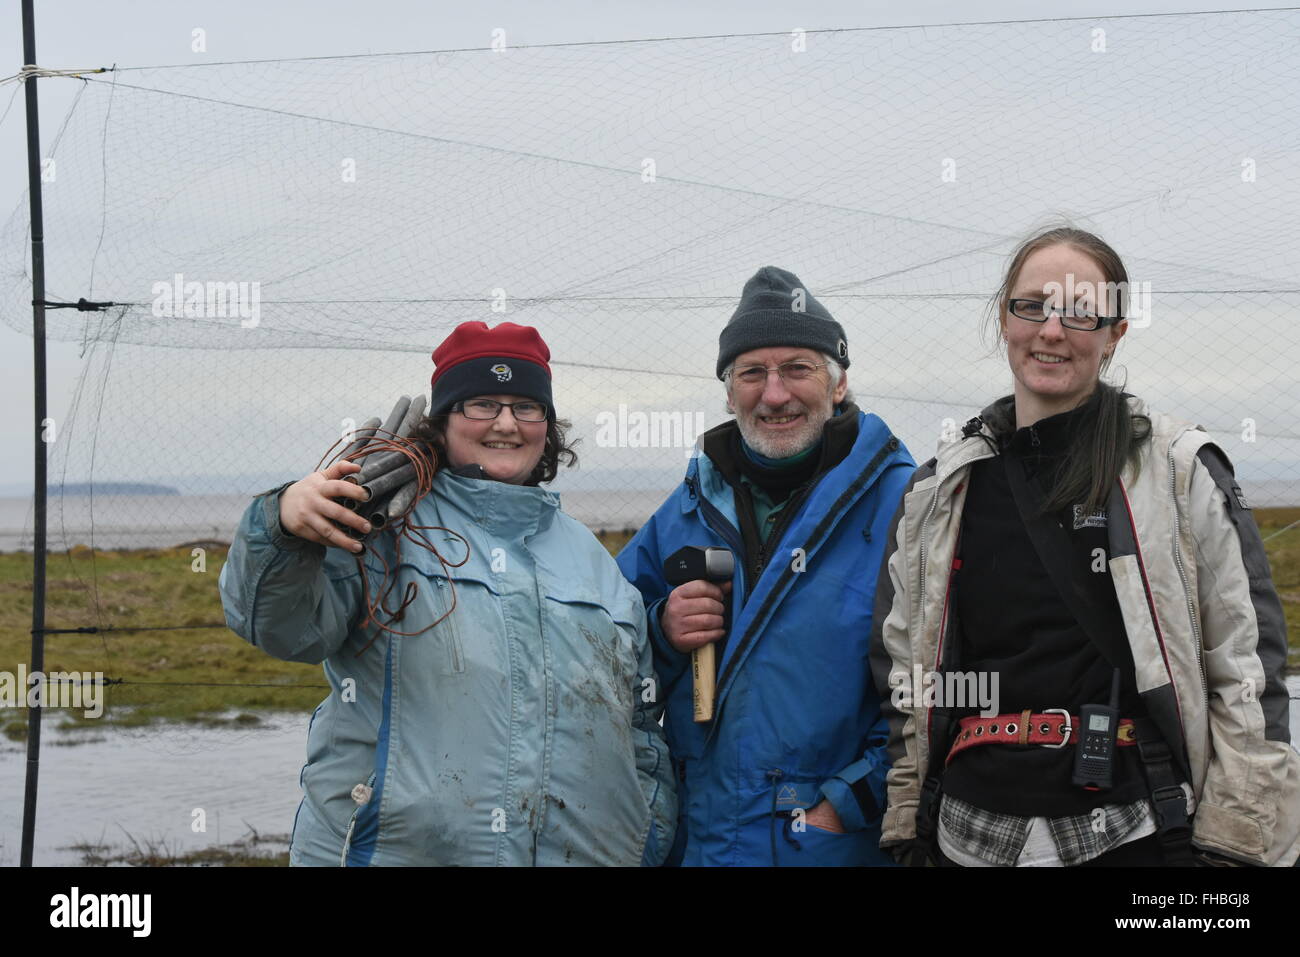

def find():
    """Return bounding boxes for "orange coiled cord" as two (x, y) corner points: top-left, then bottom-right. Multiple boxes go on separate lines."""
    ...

(313, 427), (470, 654)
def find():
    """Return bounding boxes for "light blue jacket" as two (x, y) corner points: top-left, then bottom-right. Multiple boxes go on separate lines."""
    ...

(616, 410), (914, 865)
(219, 470), (676, 866)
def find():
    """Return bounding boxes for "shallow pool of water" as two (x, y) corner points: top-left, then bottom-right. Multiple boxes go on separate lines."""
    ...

(0, 710), (308, 866)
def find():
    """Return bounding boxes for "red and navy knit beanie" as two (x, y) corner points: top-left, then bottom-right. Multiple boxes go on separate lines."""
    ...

(430, 321), (554, 418)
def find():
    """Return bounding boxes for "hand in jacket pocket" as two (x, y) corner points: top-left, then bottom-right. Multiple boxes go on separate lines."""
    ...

(804, 800), (846, 833)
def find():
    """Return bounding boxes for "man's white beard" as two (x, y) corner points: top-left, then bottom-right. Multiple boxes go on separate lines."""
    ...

(736, 402), (833, 459)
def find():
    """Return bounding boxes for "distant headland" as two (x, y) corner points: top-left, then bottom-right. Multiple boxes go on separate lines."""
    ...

(54, 483), (181, 496)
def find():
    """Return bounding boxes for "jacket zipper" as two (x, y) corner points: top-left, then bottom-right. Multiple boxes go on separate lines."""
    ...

(917, 484), (944, 636)
(925, 548), (961, 750)
(755, 482), (817, 584)
(730, 482), (764, 596)
(339, 770), (378, 866)
(918, 433), (996, 642)
(446, 592), (463, 673)
(340, 814), (357, 867)
(686, 475), (747, 592)
(1167, 444), (1210, 708)
(433, 577), (465, 673)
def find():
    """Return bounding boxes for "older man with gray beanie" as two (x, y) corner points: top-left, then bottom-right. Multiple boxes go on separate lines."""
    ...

(617, 265), (916, 866)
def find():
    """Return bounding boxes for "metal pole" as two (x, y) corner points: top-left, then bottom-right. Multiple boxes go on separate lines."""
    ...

(20, 0), (48, 869)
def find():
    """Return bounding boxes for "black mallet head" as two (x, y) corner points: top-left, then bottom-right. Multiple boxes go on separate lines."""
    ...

(663, 546), (735, 586)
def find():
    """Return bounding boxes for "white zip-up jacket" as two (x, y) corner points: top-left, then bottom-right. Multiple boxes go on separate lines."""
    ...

(869, 395), (1299, 866)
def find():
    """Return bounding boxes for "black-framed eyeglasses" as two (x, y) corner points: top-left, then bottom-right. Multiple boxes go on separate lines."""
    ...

(1008, 298), (1122, 332)
(725, 359), (829, 387)
(453, 398), (549, 422)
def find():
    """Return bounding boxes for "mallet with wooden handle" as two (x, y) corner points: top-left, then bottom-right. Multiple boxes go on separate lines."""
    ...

(663, 546), (735, 722)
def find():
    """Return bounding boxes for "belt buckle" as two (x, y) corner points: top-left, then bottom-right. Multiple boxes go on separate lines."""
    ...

(1042, 708), (1072, 749)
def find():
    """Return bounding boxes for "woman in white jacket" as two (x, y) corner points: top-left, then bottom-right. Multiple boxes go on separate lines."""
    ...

(869, 226), (1299, 867)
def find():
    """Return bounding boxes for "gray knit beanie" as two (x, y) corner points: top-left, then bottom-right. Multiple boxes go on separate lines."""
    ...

(716, 266), (849, 379)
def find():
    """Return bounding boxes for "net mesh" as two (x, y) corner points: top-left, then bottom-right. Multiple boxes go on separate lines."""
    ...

(3, 9), (1299, 599)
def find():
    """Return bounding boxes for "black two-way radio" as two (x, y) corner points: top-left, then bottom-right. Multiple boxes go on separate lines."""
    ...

(1072, 668), (1122, 791)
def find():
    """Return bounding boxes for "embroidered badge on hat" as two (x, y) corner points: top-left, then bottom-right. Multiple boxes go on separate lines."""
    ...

(429, 321), (553, 417)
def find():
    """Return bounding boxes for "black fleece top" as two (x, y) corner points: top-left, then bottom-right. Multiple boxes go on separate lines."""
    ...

(941, 401), (1149, 815)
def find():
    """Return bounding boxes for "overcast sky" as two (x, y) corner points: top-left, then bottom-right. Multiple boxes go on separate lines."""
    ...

(2, 0), (1297, 502)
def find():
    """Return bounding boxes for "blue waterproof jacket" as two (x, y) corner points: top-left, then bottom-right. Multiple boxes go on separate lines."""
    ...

(616, 409), (914, 865)
(219, 470), (676, 866)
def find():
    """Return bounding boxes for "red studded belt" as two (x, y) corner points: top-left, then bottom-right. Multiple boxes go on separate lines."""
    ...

(946, 709), (1137, 766)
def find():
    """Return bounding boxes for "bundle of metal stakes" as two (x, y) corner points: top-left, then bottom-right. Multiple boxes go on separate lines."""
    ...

(335, 394), (433, 538)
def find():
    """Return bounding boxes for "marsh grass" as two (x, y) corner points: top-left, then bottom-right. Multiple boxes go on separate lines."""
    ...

(0, 513), (1294, 737)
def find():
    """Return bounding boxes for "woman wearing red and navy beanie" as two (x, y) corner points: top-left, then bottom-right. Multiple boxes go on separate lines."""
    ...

(222, 320), (678, 867)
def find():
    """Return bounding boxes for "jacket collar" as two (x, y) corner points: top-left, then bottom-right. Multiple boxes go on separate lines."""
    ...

(933, 392), (1167, 485)
(931, 413), (1000, 486)
(683, 404), (864, 515)
(926, 392), (1215, 531)
(434, 469), (561, 540)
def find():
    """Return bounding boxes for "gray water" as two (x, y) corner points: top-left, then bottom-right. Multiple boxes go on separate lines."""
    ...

(0, 711), (308, 866)
(3, 480), (1299, 552)
(3, 677), (1299, 866)
(0, 489), (674, 551)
